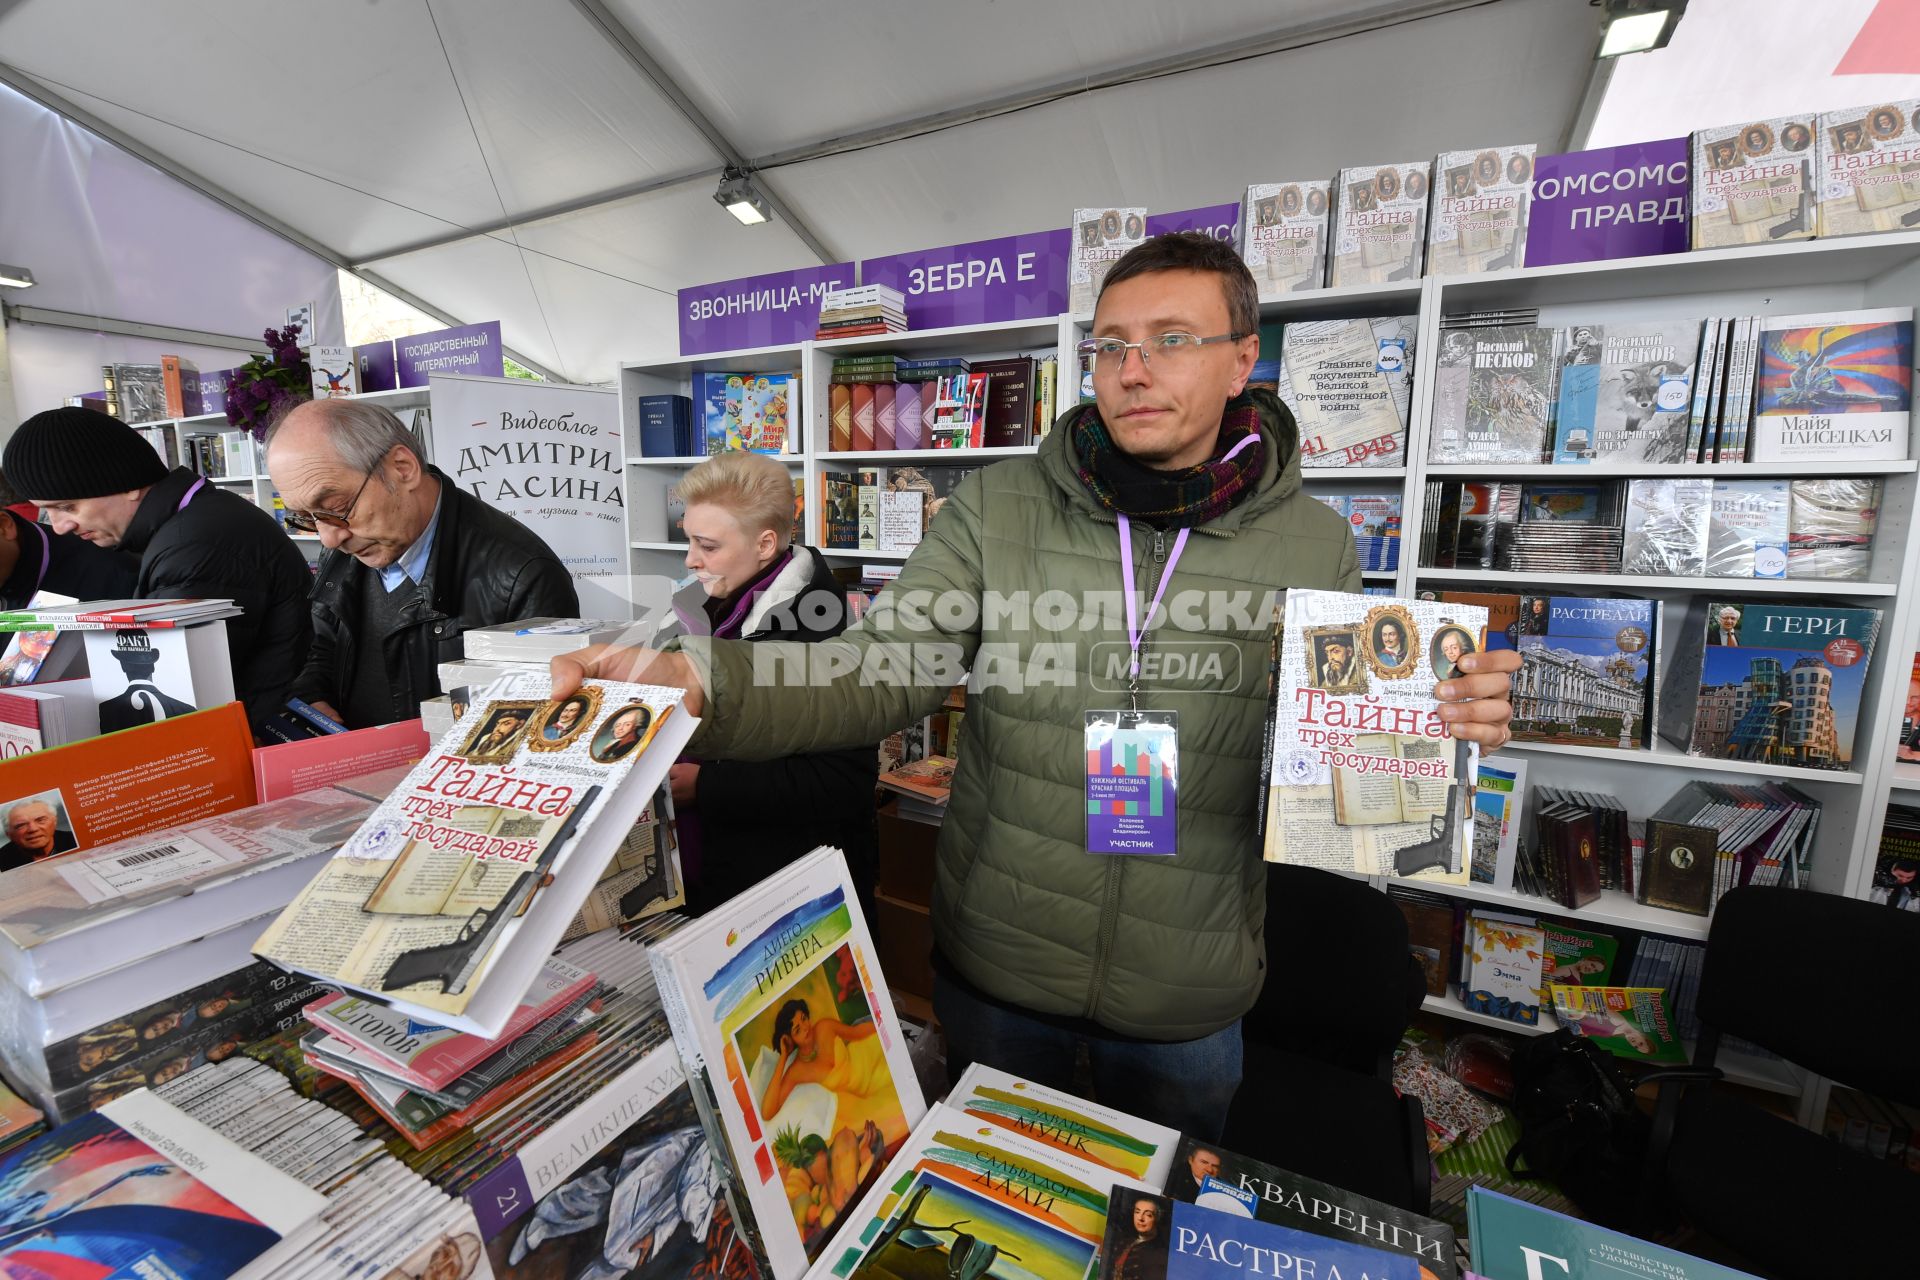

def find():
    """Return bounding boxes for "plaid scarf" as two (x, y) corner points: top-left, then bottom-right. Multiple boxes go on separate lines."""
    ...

(1072, 394), (1267, 527)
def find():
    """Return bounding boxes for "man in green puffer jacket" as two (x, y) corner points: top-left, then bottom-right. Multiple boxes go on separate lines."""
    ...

(557, 233), (1517, 1137)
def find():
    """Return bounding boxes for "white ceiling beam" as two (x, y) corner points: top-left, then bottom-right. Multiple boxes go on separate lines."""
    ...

(0, 61), (565, 382)
(3, 303), (268, 353)
(564, 0), (842, 265)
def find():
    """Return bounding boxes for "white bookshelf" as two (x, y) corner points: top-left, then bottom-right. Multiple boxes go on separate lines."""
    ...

(126, 385), (433, 564)
(613, 232), (1920, 1132)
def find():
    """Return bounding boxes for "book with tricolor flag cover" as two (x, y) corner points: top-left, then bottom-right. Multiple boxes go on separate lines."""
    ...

(947, 1062), (1179, 1186)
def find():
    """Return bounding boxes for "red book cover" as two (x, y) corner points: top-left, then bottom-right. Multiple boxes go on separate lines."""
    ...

(851, 383), (876, 451)
(972, 357), (1036, 449)
(874, 382), (897, 450)
(830, 384), (852, 452)
(251, 718), (432, 803)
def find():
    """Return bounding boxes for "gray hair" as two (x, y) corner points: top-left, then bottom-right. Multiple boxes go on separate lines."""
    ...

(265, 399), (423, 478)
(5, 799), (52, 828)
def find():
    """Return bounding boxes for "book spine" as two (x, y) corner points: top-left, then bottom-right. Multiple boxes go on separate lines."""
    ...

(1685, 320), (1721, 462)
(647, 949), (775, 1280)
(850, 384), (875, 451)
(859, 473), (880, 550)
(161, 356), (186, 419)
(285, 697), (348, 735)
(873, 382), (898, 451)
(829, 384), (852, 453)
(893, 382), (924, 450)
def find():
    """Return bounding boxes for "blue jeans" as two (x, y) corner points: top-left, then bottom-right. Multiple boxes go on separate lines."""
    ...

(934, 971), (1244, 1141)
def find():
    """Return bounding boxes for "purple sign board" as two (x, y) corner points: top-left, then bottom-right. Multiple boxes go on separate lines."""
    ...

(355, 340), (397, 393)
(196, 369), (234, 417)
(1147, 202), (1240, 243)
(1526, 138), (1692, 266)
(860, 229), (1070, 332)
(677, 262), (856, 356)
(397, 321), (505, 387)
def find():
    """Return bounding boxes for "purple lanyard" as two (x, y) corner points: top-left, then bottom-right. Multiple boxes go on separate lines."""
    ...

(1114, 433), (1259, 685)
(177, 477), (207, 511)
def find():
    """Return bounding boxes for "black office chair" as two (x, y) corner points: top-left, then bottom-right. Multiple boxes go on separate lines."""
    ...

(1636, 886), (1919, 1279)
(1226, 863), (1431, 1212)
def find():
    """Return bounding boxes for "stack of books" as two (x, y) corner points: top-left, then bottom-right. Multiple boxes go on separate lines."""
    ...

(157, 1059), (494, 1275)
(0, 783), (382, 1120)
(878, 754), (954, 822)
(298, 918), (677, 1155)
(1520, 787), (1629, 909)
(816, 283), (906, 338)
(1312, 493), (1401, 571)
(635, 392), (696, 457)
(1641, 779), (1820, 917)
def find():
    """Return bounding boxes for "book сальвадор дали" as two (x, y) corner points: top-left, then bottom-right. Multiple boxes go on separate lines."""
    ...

(253, 671), (691, 1037)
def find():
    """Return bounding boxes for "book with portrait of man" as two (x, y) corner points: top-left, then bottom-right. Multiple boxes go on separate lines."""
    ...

(1690, 113), (1817, 248)
(253, 670), (690, 1037)
(1817, 98), (1920, 237)
(1162, 1135), (1458, 1280)
(1261, 591), (1483, 884)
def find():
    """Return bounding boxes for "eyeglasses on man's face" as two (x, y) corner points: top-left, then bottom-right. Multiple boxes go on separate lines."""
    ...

(281, 460), (381, 534)
(1076, 331), (1250, 374)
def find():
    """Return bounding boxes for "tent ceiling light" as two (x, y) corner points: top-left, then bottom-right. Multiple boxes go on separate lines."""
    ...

(0, 264), (34, 289)
(1595, 0), (1686, 58)
(714, 170), (770, 226)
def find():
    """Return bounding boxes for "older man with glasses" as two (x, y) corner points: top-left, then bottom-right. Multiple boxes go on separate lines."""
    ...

(265, 398), (576, 729)
(3, 406), (312, 737)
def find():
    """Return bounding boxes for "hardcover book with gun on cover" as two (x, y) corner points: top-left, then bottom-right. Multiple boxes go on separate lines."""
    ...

(253, 670), (692, 1037)
(1259, 590), (1483, 883)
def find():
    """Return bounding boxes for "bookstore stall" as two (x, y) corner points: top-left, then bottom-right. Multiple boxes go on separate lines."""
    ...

(2, 5), (1919, 1280)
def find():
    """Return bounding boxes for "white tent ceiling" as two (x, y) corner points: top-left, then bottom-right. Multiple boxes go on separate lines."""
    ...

(0, 0), (1605, 383)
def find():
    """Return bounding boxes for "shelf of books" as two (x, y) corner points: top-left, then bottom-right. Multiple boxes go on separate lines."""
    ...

(1393, 225), (1920, 1133)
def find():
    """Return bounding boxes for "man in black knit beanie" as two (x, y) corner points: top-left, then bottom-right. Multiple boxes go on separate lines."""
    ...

(4, 406), (312, 736)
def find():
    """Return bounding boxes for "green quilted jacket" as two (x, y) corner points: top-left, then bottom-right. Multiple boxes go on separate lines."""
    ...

(679, 388), (1360, 1039)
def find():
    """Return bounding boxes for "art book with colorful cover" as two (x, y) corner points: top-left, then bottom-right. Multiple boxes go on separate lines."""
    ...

(1512, 596), (1655, 750)
(1817, 98), (1920, 237)
(0, 780), (374, 999)
(303, 954), (596, 1091)
(1658, 599), (1882, 770)
(947, 1063), (1179, 1188)
(650, 845), (925, 1280)
(253, 672), (691, 1037)
(1427, 325), (1561, 464)
(1426, 144), (1535, 276)
(810, 1101), (1150, 1280)
(1749, 307), (1913, 462)
(1691, 114), (1817, 249)
(1239, 181), (1332, 296)
(1279, 316), (1416, 468)
(0, 1088), (327, 1277)
(1071, 208), (1148, 315)
(1098, 1188), (1422, 1280)
(1549, 985), (1685, 1064)
(1472, 756), (1526, 893)
(1261, 591), (1482, 883)
(1328, 161), (1432, 286)
(1162, 1137), (1457, 1280)
(1469, 1186), (1762, 1280)
(1552, 320), (1701, 464)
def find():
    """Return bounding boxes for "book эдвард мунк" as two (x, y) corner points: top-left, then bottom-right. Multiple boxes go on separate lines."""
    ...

(253, 671), (691, 1037)
(1261, 590), (1484, 885)
(650, 845), (926, 1280)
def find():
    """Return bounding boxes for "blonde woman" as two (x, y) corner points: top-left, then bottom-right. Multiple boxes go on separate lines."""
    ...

(665, 452), (877, 913)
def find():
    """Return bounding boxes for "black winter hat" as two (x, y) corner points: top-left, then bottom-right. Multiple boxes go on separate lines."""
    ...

(4, 407), (170, 501)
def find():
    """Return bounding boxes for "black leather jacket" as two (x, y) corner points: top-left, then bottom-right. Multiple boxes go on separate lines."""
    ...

(294, 467), (579, 726)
